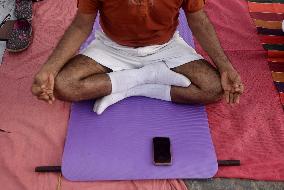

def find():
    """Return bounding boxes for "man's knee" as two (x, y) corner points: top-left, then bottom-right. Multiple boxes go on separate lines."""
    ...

(203, 79), (223, 103)
(195, 64), (223, 103)
(54, 74), (82, 102)
(207, 86), (223, 103)
(201, 61), (223, 103)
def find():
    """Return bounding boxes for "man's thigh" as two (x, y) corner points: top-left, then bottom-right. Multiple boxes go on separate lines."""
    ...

(57, 54), (112, 81)
(172, 59), (222, 91)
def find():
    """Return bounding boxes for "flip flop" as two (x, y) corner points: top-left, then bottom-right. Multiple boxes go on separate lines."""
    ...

(6, 19), (32, 52)
(1, 1), (44, 52)
(15, 0), (33, 20)
(14, 0), (44, 20)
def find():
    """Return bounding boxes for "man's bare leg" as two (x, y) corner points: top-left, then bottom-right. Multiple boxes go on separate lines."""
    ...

(54, 55), (189, 102)
(54, 55), (112, 101)
(171, 59), (223, 104)
(55, 55), (222, 106)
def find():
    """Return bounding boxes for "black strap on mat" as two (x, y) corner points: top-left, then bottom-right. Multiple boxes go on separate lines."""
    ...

(35, 166), (61, 173)
(35, 160), (241, 173)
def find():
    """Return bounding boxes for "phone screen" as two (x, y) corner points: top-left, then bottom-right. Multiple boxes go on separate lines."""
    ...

(153, 137), (172, 165)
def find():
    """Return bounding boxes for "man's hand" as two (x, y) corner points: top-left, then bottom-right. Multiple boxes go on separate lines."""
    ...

(220, 67), (244, 105)
(30, 12), (97, 104)
(186, 10), (244, 104)
(31, 68), (56, 104)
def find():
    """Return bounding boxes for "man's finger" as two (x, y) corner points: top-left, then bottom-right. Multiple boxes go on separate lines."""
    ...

(233, 75), (242, 88)
(233, 83), (245, 94)
(229, 92), (234, 104)
(39, 95), (49, 101)
(50, 93), (55, 101)
(44, 88), (55, 101)
(51, 95), (55, 101)
(234, 87), (241, 92)
(41, 85), (54, 94)
(48, 74), (55, 91)
(41, 84), (46, 89)
(239, 84), (245, 94)
(39, 93), (50, 101)
(47, 92), (55, 102)
(37, 95), (49, 102)
(235, 94), (240, 104)
(234, 83), (240, 88)
(233, 93), (239, 104)
(44, 89), (53, 94)
(40, 86), (49, 95)
(41, 74), (55, 102)
(224, 90), (230, 103)
(233, 87), (242, 94)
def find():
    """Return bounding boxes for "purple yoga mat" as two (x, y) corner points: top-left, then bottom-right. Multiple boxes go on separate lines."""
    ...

(62, 98), (218, 181)
(62, 10), (218, 181)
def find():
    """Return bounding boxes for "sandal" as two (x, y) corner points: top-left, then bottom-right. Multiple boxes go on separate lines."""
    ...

(1, 1), (44, 52)
(15, 0), (33, 20)
(0, 19), (32, 53)
(14, 0), (44, 20)
(6, 19), (32, 52)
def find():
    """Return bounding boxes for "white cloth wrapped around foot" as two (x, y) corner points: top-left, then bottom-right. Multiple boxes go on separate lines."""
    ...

(107, 62), (191, 94)
(94, 84), (172, 114)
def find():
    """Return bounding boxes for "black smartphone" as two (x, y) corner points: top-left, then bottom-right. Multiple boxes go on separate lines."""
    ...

(153, 137), (172, 166)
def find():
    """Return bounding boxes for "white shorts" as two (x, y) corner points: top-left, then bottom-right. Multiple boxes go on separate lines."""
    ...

(80, 31), (203, 71)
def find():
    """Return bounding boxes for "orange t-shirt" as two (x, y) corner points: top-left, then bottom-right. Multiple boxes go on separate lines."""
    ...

(77, 0), (204, 47)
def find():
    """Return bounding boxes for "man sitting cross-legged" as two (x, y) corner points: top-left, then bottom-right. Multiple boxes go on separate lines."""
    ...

(31, 0), (244, 114)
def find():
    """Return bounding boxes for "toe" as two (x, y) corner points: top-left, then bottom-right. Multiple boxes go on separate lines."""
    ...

(96, 100), (109, 115)
(93, 98), (102, 113)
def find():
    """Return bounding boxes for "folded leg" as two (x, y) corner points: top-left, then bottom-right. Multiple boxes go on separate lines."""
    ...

(171, 59), (223, 104)
(54, 54), (112, 101)
(55, 55), (190, 102)
(94, 59), (223, 114)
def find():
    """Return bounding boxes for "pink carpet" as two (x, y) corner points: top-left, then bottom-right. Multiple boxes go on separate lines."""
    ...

(199, 0), (284, 180)
(0, 0), (187, 189)
(1, 1), (284, 190)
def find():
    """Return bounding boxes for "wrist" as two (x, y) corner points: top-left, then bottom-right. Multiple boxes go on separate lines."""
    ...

(215, 59), (234, 73)
(212, 55), (233, 71)
(218, 64), (234, 73)
(40, 62), (60, 76)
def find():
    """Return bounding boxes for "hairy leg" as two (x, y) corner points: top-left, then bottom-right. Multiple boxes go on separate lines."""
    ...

(54, 55), (112, 101)
(55, 54), (191, 102)
(54, 54), (222, 105)
(171, 59), (223, 104)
